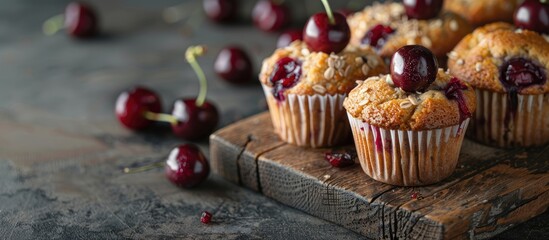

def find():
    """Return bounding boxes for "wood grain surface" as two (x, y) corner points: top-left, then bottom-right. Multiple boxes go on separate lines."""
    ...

(211, 112), (549, 239)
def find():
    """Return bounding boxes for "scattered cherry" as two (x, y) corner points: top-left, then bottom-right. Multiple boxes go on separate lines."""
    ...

(303, 0), (350, 53)
(214, 46), (254, 84)
(252, 0), (290, 32)
(201, 211), (213, 224)
(203, 0), (238, 23)
(171, 98), (219, 140)
(410, 191), (422, 200)
(390, 45), (438, 92)
(513, 0), (549, 34)
(115, 86), (163, 130)
(361, 24), (395, 51)
(324, 151), (355, 168)
(499, 58), (546, 90)
(403, 0), (443, 20)
(165, 144), (210, 188)
(444, 77), (471, 123)
(277, 29), (303, 48)
(64, 2), (99, 38)
(269, 57), (302, 101)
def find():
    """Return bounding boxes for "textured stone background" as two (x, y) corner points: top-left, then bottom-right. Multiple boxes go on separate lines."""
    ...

(0, 0), (547, 239)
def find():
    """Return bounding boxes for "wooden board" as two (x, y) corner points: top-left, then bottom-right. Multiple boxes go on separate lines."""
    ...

(210, 112), (549, 240)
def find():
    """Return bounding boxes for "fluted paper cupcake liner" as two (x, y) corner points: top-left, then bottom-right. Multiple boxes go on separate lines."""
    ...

(468, 89), (549, 147)
(262, 85), (350, 148)
(348, 113), (470, 186)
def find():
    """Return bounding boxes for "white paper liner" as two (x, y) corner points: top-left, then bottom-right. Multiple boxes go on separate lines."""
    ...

(347, 113), (470, 186)
(468, 89), (549, 147)
(262, 85), (350, 148)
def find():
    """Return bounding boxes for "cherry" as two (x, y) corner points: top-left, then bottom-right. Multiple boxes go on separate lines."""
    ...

(324, 151), (355, 168)
(277, 29), (303, 48)
(171, 98), (219, 140)
(165, 144), (210, 188)
(361, 24), (395, 52)
(64, 2), (98, 38)
(403, 0), (443, 20)
(444, 77), (471, 123)
(214, 46), (254, 84)
(115, 86), (163, 130)
(201, 211), (213, 224)
(514, 0), (549, 34)
(500, 58), (546, 89)
(252, 0), (290, 32)
(390, 45), (438, 92)
(203, 0), (238, 23)
(269, 57), (302, 101)
(303, 0), (350, 54)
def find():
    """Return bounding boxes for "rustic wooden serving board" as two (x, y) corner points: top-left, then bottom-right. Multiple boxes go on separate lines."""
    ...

(209, 112), (549, 240)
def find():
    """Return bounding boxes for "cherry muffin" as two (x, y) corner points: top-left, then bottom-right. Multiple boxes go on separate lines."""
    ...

(259, 41), (386, 148)
(448, 22), (549, 147)
(344, 45), (476, 186)
(347, 1), (472, 64)
(444, 0), (523, 26)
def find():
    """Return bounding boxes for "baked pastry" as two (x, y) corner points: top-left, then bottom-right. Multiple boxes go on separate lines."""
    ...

(259, 41), (386, 147)
(347, 2), (472, 64)
(444, 0), (523, 26)
(448, 21), (549, 147)
(344, 45), (476, 186)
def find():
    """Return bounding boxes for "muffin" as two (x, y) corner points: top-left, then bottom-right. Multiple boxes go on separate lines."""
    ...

(259, 41), (386, 148)
(344, 45), (476, 186)
(347, 2), (472, 64)
(444, 0), (523, 26)
(448, 22), (549, 147)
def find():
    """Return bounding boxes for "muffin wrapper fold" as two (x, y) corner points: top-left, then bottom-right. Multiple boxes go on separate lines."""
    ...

(263, 85), (350, 148)
(348, 113), (470, 186)
(468, 89), (549, 147)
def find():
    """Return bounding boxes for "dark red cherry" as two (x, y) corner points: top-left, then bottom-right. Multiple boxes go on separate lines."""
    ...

(303, 12), (350, 53)
(203, 0), (238, 23)
(165, 144), (210, 188)
(201, 211), (213, 224)
(390, 45), (438, 92)
(64, 2), (98, 38)
(499, 58), (546, 89)
(269, 57), (302, 101)
(361, 24), (395, 51)
(324, 151), (355, 168)
(115, 86), (162, 130)
(277, 29), (303, 48)
(214, 46), (253, 84)
(171, 98), (219, 140)
(252, 0), (290, 32)
(403, 0), (443, 20)
(514, 0), (549, 34)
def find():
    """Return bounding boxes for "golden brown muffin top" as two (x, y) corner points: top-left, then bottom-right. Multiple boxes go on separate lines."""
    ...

(444, 0), (523, 26)
(259, 41), (387, 96)
(347, 2), (472, 58)
(344, 69), (476, 130)
(448, 22), (549, 94)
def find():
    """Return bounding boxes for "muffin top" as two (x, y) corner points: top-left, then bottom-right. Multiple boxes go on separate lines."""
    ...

(347, 2), (472, 58)
(259, 41), (386, 99)
(344, 69), (476, 131)
(448, 22), (549, 94)
(443, 0), (523, 26)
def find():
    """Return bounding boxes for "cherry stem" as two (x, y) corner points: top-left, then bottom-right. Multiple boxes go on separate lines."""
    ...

(321, 0), (335, 25)
(123, 161), (164, 174)
(43, 14), (65, 36)
(185, 45), (208, 107)
(143, 111), (179, 125)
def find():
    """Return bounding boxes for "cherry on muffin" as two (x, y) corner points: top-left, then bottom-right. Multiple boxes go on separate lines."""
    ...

(203, 0), (238, 23)
(390, 45), (439, 92)
(403, 0), (443, 20)
(361, 24), (395, 51)
(172, 45), (219, 140)
(214, 46), (254, 84)
(269, 57), (302, 101)
(277, 29), (303, 48)
(513, 0), (549, 34)
(43, 2), (99, 38)
(303, 0), (350, 54)
(252, 0), (290, 32)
